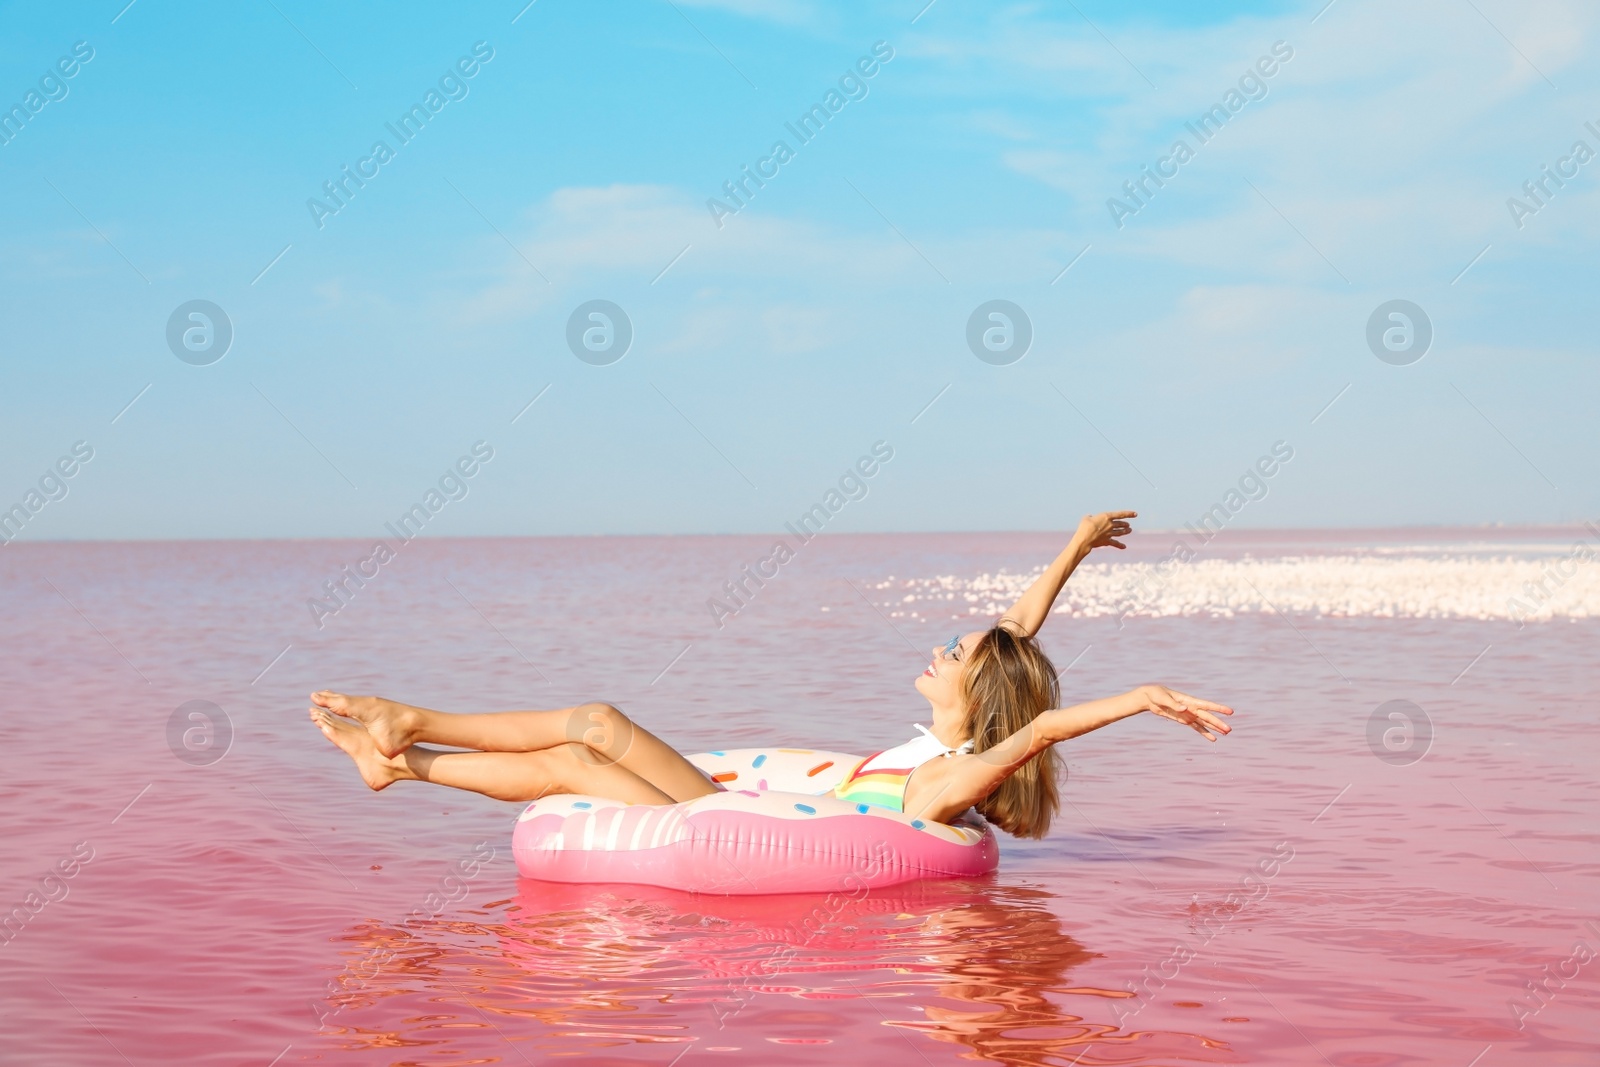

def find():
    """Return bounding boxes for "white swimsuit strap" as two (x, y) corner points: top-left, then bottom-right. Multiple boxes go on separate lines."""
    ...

(855, 725), (975, 776)
(913, 723), (974, 756)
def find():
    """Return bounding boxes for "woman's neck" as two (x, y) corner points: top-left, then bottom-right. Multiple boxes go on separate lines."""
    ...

(924, 707), (970, 750)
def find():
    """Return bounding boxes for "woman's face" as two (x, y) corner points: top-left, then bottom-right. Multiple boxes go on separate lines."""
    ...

(915, 631), (984, 726)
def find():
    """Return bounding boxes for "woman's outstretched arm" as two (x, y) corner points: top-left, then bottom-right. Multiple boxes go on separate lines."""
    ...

(908, 684), (1232, 823)
(999, 511), (1135, 637)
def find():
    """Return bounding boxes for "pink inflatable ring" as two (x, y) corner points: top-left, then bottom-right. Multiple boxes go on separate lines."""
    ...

(512, 747), (999, 895)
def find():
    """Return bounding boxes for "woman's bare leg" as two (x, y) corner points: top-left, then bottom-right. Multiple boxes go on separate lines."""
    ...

(310, 692), (718, 802)
(311, 710), (674, 804)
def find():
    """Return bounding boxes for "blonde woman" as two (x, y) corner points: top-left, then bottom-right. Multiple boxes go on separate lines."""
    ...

(311, 511), (1232, 838)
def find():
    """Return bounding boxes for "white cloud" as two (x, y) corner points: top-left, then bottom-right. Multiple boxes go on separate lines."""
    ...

(442, 0), (1600, 420)
(911, 0), (1600, 282)
(452, 182), (955, 325)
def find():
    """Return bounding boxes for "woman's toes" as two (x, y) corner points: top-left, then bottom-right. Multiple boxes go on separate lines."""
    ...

(307, 695), (415, 762)
(313, 690), (352, 715)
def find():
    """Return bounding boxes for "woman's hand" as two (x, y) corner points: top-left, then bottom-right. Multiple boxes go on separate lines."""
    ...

(1137, 684), (1234, 741)
(1074, 510), (1136, 552)
(999, 510), (1138, 637)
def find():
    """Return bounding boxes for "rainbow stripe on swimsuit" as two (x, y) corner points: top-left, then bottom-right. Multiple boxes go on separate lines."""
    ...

(830, 753), (920, 812)
(830, 725), (974, 813)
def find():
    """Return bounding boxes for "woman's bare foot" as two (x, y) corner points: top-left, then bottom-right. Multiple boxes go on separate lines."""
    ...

(311, 691), (424, 759)
(310, 708), (409, 791)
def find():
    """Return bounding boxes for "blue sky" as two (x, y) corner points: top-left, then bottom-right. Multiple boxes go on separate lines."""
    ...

(1, 0), (1596, 541)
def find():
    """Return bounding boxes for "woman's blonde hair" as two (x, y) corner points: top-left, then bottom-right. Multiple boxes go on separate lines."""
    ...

(959, 624), (1062, 839)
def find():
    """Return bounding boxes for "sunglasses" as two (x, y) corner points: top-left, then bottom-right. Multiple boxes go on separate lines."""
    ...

(939, 634), (962, 661)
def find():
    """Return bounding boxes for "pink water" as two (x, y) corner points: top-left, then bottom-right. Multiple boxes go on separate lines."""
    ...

(2, 531), (1596, 1065)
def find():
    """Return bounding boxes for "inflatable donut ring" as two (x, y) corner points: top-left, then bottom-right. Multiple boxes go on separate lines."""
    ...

(511, 748), (999, 895)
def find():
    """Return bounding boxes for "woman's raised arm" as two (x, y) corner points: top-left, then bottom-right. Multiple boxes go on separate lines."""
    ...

(998, 511), (1136, 637)
(908, 684), (1233, 824)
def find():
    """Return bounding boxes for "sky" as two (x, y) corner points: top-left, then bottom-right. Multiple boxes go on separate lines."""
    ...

(1, 0), (1596, 542)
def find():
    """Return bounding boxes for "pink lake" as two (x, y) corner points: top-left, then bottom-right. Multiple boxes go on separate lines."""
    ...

(1, 529), (1595, 1065)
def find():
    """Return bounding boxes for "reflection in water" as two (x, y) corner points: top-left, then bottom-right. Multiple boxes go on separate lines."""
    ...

(316, 879), (1231, 1065)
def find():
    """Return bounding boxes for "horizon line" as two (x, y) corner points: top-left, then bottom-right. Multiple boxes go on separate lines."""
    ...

(2, 520), (1594, 549)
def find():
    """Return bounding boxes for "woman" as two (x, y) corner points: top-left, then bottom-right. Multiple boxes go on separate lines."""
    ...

(310, 510), (1232, 837)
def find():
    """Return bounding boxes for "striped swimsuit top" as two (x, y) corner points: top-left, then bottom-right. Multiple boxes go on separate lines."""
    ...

(831, 725), (975, 813)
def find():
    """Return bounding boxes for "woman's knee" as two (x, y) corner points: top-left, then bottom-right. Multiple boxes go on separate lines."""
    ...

(572, 702), (634, 759)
